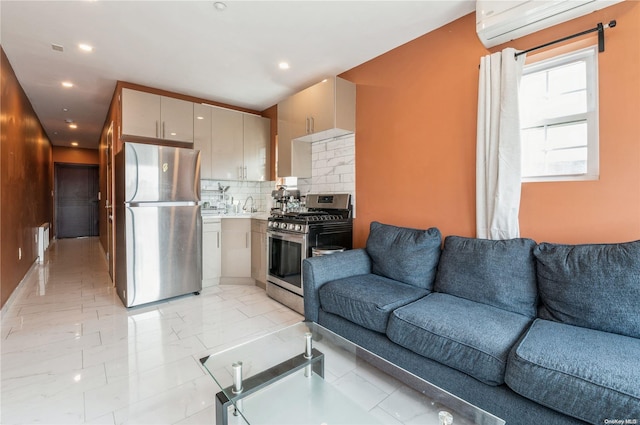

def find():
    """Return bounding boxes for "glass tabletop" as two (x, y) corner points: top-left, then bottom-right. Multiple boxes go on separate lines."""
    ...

(200, 322), (505, 425)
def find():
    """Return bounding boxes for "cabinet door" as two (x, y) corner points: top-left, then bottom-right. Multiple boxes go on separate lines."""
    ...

(221, 219), (251, 278)
(250, 219), (267, 284)
(243, 115), (270, 181)
(211, 108), (244, 180)
(277, 100), (293, 177)
(202, 221), (221, 286)
(277, 98), (310, 178)
(160, 96), (194, 143)
(307, 77), (335, 135)
(121, 88), (160, 138)
(194, 104), (213, 179)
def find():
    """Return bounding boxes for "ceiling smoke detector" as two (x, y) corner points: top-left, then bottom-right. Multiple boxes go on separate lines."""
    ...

(51, 43), (64, 52)
(213, 2), (227, 11)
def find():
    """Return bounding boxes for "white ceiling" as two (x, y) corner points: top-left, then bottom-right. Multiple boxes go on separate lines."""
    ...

(1, 1), (475, 149)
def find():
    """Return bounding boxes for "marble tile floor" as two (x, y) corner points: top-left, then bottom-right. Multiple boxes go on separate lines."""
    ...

(0, 237), (302, 424)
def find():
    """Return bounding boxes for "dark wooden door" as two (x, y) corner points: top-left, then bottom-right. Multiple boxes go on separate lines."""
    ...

(56, 164), (99, 238)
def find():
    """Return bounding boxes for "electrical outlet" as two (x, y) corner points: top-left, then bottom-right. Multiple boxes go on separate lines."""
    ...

(18, 247), (22, 260)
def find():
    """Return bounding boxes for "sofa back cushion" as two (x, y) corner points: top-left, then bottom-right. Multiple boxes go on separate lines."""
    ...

(434, 236), (538, 317)
(366, 222), (441, 290)
(534, 240), (640, 338)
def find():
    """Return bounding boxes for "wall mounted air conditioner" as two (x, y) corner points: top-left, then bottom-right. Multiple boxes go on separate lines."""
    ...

(476, 0), (622, 48)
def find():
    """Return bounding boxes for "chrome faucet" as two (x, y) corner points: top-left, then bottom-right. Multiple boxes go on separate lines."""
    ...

(243, 196), (256, 213)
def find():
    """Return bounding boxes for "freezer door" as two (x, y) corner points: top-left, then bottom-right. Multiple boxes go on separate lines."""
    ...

(120, 204), (202, 307)
(123, 142), (200, 203)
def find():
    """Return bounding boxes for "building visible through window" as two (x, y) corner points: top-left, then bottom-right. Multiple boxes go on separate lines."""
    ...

(520, 46), (599, 182)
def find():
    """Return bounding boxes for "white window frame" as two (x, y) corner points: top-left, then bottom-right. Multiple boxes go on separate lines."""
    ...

(520, 45), (599, 183)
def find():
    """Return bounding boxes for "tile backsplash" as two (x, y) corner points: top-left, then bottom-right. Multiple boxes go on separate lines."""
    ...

(200, 133), (356, 214)
(201, 179), (273, 213)
(298, 134), (356, 213)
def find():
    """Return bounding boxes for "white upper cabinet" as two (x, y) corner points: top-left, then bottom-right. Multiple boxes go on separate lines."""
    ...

(121, 88), (194, 143)
(276, 76), (355, 177)
(160, 96), (194, 142)
(211, 107), (244, 180)
(196, 105), (270, 181)
(194, 103), (213, 179)
(288, 76), (355, 143)
(243, 114), (270, 181)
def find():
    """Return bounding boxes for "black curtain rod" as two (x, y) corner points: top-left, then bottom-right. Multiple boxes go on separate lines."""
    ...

(515, 20), (616, 58)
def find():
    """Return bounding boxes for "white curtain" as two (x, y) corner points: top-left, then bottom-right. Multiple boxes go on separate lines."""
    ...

(476, 48), (526, 240)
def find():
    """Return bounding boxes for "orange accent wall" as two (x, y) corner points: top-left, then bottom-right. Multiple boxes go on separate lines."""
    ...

(341, 1), (640, 247)
(0, 48), (53, 309)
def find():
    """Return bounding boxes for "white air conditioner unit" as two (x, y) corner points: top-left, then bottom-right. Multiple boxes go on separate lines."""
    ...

(476, 0), (622, 48)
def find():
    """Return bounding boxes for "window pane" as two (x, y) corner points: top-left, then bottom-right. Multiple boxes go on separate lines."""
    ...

(546, 90), (587, 118)
(521, 128), (546, 177)
(545, 147), (587, 175)
(520, 47), (598, 181)
(548, 61), (586, 95)
(547, 121), (587, 150)
(522, 122), (588, 177)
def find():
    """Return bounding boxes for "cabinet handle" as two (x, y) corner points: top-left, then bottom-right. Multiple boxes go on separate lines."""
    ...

(217, 232), (220, 249)
(305, 117), (309, 134)
(162, 121), (166, 139)
(155, 121), (159, 138)
(310, 116), (314, 133)
(244, 166), (247, 180)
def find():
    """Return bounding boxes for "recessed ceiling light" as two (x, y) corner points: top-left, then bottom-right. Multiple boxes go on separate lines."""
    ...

(196, 116), (204, 120)
(213, 2), (227, 11)
(279, 62), (290, 70)
(63, 108), (69, 112)
(69, 123), (78, 129)
(71, 142), (79, 147)
(78, 43), (94, 52)
(62, 81), (74, 88)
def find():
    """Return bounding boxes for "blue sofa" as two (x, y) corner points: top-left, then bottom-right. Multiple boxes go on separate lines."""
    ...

(303, 221), (640, 425)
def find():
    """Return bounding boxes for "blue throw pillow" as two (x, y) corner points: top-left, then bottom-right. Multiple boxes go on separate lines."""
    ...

(434, 236), (538, 317)
(365, 222), (441, 290)
(534, 240), (640, 339)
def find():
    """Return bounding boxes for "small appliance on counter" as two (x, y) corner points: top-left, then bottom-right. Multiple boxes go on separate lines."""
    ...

(270, 186), (301, 215)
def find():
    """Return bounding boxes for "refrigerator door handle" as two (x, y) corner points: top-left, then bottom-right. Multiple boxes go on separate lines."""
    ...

(127, 201), (198, 207)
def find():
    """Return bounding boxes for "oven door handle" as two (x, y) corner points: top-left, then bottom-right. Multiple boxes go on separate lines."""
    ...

(267, 231), (303, 244)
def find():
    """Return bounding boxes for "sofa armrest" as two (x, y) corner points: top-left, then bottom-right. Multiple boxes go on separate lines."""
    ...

(303, 248), (372, 322)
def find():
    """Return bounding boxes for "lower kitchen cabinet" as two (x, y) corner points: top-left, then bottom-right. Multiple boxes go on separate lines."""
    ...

(251, 219), (267, 287)
(221, 218), (253, 284)
(202, 218), (221, 287)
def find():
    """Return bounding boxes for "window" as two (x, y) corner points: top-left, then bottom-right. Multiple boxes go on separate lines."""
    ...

(520, 46), (599, 182)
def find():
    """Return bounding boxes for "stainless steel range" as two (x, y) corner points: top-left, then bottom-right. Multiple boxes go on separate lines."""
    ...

(266, 193), (353, 314)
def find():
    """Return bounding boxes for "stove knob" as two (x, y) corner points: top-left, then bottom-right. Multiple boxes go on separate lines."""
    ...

(273, 222), (280, 228)
(295, 224), (302, 231)
(281, 223), (288, 230)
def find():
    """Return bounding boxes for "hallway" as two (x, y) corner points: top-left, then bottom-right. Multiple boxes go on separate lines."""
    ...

(1, 237), (301, 424)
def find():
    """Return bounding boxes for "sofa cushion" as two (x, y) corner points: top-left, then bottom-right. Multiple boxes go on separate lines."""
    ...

(318, 274), (429, 333)
(534, 240), (640, 338)
(365, 221), (441, 290)
(387, 293), (533, 385)
(433, 236), (538, 317)
(506, 319), (640, 424)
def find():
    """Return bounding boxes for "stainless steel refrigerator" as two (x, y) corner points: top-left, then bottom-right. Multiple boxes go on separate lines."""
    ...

(115, 142), (202, 307)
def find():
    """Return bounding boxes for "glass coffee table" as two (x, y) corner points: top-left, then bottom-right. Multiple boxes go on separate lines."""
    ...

(200, 322), (504, 425)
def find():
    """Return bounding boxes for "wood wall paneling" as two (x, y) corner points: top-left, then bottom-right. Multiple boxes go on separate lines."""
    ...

(0, 48), (54, 309)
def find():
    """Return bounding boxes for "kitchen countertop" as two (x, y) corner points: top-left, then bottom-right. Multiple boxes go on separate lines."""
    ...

(201, 211), (269, 221)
